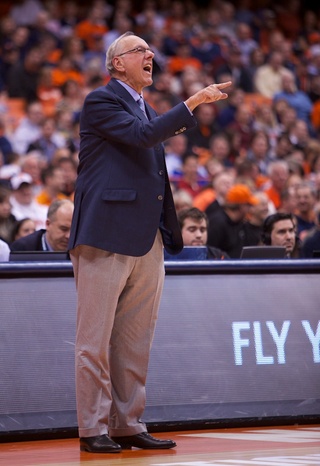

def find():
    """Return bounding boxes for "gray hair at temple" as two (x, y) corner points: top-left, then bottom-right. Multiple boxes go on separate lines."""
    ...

(105, 31), (135, 75)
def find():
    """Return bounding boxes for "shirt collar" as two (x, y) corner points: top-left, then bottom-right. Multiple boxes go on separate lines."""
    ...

(116, 80), (142, 102)
(42, 232), (53, 251)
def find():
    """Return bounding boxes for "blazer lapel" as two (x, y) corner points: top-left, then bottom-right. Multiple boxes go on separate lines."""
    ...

(108, 78), (156, 120)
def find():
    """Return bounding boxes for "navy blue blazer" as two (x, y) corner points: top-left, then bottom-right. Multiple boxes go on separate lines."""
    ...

(68, 78), (197, 256)
(10, 229), (45, 251)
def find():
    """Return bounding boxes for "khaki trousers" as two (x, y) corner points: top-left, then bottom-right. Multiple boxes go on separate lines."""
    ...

(70, 231), (164, 438)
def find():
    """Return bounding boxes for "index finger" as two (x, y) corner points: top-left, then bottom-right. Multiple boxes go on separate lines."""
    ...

(215, 81), (232, 89)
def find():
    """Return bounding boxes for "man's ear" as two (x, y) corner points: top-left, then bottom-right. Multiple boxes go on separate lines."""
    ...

(113, 57), (125, 72)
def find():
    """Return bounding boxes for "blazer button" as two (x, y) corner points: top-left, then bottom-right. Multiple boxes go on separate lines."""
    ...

(159, 170), (164, 175)
(158, 195), (163, 200)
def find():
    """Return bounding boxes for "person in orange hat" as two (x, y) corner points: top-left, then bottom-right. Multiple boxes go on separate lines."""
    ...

(207, 183), (260, 258)
(224, 183), (260, 206)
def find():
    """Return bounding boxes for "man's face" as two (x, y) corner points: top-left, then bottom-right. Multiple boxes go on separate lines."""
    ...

(45, 205), (73, 251)
(296, 187), (315, 214)
(271, 167), (288, 190)
(48, 168), (65, 192)
(114, 36), (154, 94)
(14, 184), (33, 205)
(249, 195), (269, 222)
(270, 219), (296, 255)
(182, 218), (208, 246)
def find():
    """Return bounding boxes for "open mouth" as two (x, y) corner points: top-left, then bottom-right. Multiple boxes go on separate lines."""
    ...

(144, 64), (152, 74)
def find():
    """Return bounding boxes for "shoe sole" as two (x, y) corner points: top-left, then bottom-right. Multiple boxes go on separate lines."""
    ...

(117, 443), (176, 450)
(80, 445), (122, 453)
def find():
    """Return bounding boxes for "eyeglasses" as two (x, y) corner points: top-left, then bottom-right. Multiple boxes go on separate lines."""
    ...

(117, 46), (154, 57)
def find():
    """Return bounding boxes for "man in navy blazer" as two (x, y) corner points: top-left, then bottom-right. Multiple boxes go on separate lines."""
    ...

(10, 199), (74, 252)
(68, 31), (231, 453)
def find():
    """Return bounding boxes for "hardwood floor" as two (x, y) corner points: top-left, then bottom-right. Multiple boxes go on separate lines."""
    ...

(1, 425), (320, 465)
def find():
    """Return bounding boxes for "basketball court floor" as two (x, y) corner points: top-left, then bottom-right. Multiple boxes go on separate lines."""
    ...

(1, 425), (320, 466)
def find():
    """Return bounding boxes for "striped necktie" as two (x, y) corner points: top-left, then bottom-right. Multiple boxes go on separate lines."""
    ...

(137, 95), (148, 119)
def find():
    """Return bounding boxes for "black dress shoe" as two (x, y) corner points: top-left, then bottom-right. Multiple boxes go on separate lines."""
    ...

(80, 434), (122, 453)
(111, 431), (176, 450)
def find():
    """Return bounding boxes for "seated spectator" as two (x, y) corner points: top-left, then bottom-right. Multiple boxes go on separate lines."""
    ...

(304, 139), (320, 176)
(50, 53), (84, 88)
(234, 158), (268, 191)
(55, 78), (85, 115)
(37, 65), (63, 117)
(10, 172), (47, 229)
(234, 21), (259, 66)
(207, 184), (259, 258)
(0, 116), (13, 164)
(207, 133), (234, 168)
(162, 19), (189, 56)
(263, 160), (290, 210)
(0, 184), (16, 244)
(148, 71), (181, 110)
(261, 212), (299, 258)
(215, 0), (238, 43)
(252, 102), (281, 153)
(294, 181), (317, 240)
(246, 130), (274, 176)
(26, 117), (66, 162)
(253, 50), (289, 99)
(164, 133), (188, 180)
(300, 203), (320, 258)
(6, 45), (45, 103)
(167, 42), (203, 76)
(273, 132), (294, 160)
(10, 217), (36, 243)
(36, 164), (69, 206)
(276, 0), (302, 43)
(225, 103), (255, 155)
(177, 207), (229, 259)
(214, 44), (254, 93)
(0, 152), (21, 180)
(74, 3), (109, 52)
(172, 188), (193, 214)
(185, 103), (221, 156)
(10, 101), (45, 156)
(273, 72), (314, 129)
(278, 187), (298, 215)
(244, 191), (271, 246)
(198, 169), (235, 215)
(59, 1), (81, 38)
(288, 118), (313, 151)
(59, 36), (85, 74)
(54, 155), (78, 200)
(216, 87), (245, 128)
(9, 0), (43, 27)
(103, 12), (135, 54)
(10, 199), (74, 252)
(246, 46), (265, 83)
(0, 237), (10, 261)
(20, 151), (45, 194)
(276, 101), (298, 136)
(175, 153), (209, 199)
(189, 25), (222, 67)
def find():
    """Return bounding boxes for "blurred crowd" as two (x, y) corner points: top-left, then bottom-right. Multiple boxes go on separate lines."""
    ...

(1, 0), (320, 259)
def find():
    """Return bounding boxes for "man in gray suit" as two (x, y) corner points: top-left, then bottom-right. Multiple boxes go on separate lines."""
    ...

(68, 31), (231, 453)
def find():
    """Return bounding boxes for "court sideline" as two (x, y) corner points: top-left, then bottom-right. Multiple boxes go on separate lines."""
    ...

(1, 425), (320, 466)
